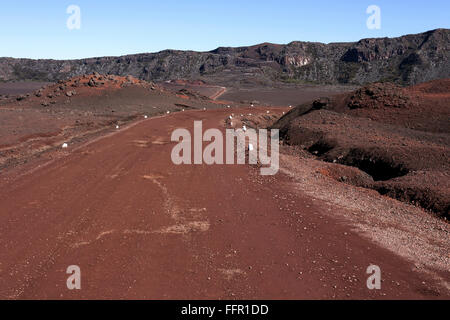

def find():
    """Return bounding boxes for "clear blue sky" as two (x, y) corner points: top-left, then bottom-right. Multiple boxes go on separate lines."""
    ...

(0, 0), (448, 59)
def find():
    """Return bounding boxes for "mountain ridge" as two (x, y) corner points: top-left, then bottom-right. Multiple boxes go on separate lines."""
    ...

(1, 28), (449, 86)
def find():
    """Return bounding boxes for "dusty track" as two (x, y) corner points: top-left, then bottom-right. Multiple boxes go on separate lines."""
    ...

(210, 87), (227, 100)
(0, 107), (448, 299)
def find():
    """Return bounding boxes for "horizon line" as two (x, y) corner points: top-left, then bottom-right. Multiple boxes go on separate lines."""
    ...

(1, 28), (447, 61)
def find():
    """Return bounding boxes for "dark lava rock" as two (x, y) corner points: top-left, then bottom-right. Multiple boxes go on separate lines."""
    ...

(0, 29), (448, 86)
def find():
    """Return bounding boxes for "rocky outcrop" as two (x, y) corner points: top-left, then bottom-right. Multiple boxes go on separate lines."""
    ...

(272, 79), (450, 217)
(0, 29), (448, 86)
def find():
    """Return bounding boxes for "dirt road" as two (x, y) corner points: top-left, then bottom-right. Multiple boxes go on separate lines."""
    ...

(210, 87), (227, 100)
(0, 108), (447, 299)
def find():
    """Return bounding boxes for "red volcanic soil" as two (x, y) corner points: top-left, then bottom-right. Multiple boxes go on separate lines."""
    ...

(220, 84), (357, 107)
(410, 79), (450, 95)
(0, 77), (449, 299)
(274, 79), (450, 218)
(339, 80), (450, 133)
(0, 107), (449, 299)
(0, 74), (223, 171)
(159, 79), (227, 101)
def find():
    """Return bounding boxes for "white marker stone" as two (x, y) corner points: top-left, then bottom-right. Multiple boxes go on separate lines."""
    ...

(144, 115), (148, 119)
(243, 125), (247, 132)
(248, 143), (254, 151)
(62, 143), (68, 149)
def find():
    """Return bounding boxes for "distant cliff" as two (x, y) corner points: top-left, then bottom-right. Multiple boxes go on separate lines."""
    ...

(1, 29), (448, 86)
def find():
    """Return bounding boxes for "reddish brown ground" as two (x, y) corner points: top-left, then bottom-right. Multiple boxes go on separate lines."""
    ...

(0, 77), (448, 300)
(220, 84), (356, 107)
(159, 79), (227, 101)
(0, 107), (449, 300)
(274, 80), (450, 218)
(0, 74), (224, 171)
